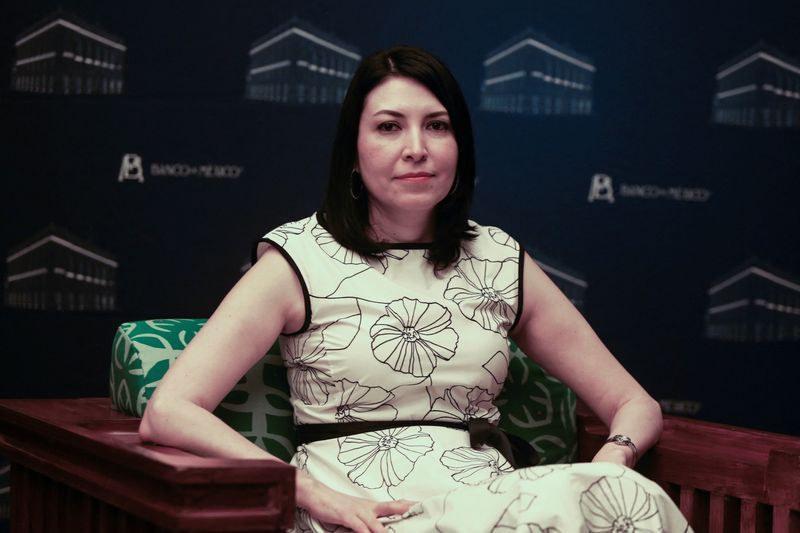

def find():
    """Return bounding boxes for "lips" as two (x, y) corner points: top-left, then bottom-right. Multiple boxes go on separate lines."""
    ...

(395, 172), (434, 179)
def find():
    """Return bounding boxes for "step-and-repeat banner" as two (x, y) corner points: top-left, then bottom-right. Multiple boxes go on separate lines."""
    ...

(2, 0), (798, 446)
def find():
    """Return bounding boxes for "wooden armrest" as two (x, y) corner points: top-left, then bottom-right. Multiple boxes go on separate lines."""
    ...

(0, 398), (294, 532)
(4, 397), (797, 532)
(576, 401), (800, 532)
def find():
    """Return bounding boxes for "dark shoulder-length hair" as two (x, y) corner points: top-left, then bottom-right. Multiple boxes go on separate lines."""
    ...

(320, 45), (477, 271)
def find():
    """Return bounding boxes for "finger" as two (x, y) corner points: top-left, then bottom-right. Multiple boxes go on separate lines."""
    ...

(394, 498), (419, 509)
(346, 516), (373, 533)
(374, 499), (417, 516)
(354, 511), (388, 533)
(365, 517), (389, 533)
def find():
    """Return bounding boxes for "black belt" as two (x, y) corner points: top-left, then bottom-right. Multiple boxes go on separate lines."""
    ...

(295, 418), (540, 469)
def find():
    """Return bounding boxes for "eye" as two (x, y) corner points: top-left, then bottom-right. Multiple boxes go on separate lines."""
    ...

(427, 120), (451, 132)
(377, 122), (400, 132)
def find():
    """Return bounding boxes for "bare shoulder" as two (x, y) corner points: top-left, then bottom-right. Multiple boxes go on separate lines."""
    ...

(141, 244), (306, 415)
(236, 245), (306, 335)
(512, 252), (574, 336)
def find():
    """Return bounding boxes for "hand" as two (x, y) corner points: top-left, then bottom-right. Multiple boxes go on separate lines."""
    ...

(592, 442), (633, 467)
(297, 472), (417, 533)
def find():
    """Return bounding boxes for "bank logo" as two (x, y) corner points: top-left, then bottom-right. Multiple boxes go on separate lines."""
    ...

(116, 153), (244, 183)
(587, 173), (615, 203)
(588, 173), (712, 204)
(118, 153), (144, 183)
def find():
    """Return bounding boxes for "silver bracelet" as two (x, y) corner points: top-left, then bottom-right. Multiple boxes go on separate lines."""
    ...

(605, 434), (639, 465)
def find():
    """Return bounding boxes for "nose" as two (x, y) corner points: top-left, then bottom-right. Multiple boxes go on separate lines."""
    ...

(402, 129), (427, 162)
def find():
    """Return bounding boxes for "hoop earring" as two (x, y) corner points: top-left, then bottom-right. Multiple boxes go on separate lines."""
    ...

(448, 173), (460, 197)
(350, 170), (363, 200)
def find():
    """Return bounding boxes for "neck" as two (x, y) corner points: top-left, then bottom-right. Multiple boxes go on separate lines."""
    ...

(368, 205), (435, 243)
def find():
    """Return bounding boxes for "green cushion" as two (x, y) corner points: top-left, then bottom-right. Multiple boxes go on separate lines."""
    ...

(496, 340), (577, 464)
(110, 319), (295, 460)
(111, 319), (576, 465)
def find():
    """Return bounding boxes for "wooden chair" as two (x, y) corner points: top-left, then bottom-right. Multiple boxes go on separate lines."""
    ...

(578, 402), (800, 533)
(1, 397), (798, 532)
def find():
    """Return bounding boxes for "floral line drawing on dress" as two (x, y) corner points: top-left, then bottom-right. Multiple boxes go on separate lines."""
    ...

(320, 248), (411, 298)
(294, 444), (309, 472)
(379, 248), (411, 264)
(337, 426), (434, 490)
(495, 521), (558, 533)
(579, 474), (663, 533)
(498, 526), (559, 533)
(491, 493), (544, 532)
(431, 488), (459, 533)
(295, 507), (345, 533)
(283, 330), (333, 406)
(370, 297), (459, 378)
(440, 446), (514, 485)
(424, 385), (497, 423)
(363, 248), (411, 274)
(312, 223), (410, 274)
(487, 464), (572, 494)
(283, 305), (361, 406)
(443, 257), (518, 337)
(487, 226), (520, 252)
(483, 350), (509, 385)
(322, 266), (373, 298)
(313, 222), (371, 267)
(268, 218), (308, 247)
(331, 379), (398, 423)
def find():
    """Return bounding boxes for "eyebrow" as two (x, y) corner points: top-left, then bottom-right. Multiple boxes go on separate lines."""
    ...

(372, 109), (449, 118)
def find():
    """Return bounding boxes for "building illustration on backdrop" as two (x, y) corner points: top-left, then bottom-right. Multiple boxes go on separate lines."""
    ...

(481, 28), (595, 116)
(4, 225), (118, 312)
(528, 247), (588, 311)
(712, 42), (800, 128)
(11, 10), (126, 96)
(705, 260), (800, 342)
(245, 18), (361, 104)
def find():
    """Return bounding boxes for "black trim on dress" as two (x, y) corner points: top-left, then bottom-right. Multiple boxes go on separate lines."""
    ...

(315, 211), (433, 249)
(383, 242), (432, 249)
(251, 237), (312, 335)
(509, 240), (525, 333)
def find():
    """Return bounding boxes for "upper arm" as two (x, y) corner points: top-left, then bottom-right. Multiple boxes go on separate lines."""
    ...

(148, 246), (305, 413)
(510, 252), (651, 426)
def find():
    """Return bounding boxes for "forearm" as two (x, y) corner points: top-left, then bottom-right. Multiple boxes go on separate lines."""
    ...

(592, 393), (663, 467)
(139, 396), (282, 461)
(137, 398), (368, 524)
(296, 469), (323, 509)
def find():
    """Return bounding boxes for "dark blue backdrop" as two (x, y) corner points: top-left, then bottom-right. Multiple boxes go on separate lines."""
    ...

(2, 0), (799, 436)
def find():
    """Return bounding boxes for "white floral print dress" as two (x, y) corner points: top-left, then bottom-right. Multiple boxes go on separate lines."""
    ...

(254, 213), (691, 533)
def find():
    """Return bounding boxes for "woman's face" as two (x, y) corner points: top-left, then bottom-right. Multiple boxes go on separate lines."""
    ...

(356, 76), (458, 218)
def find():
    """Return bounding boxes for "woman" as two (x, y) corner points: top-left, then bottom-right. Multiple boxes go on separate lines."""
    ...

(140, 46), (689, 533)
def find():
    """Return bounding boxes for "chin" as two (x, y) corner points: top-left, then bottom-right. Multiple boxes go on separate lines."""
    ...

(395, 195), (449, 213)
